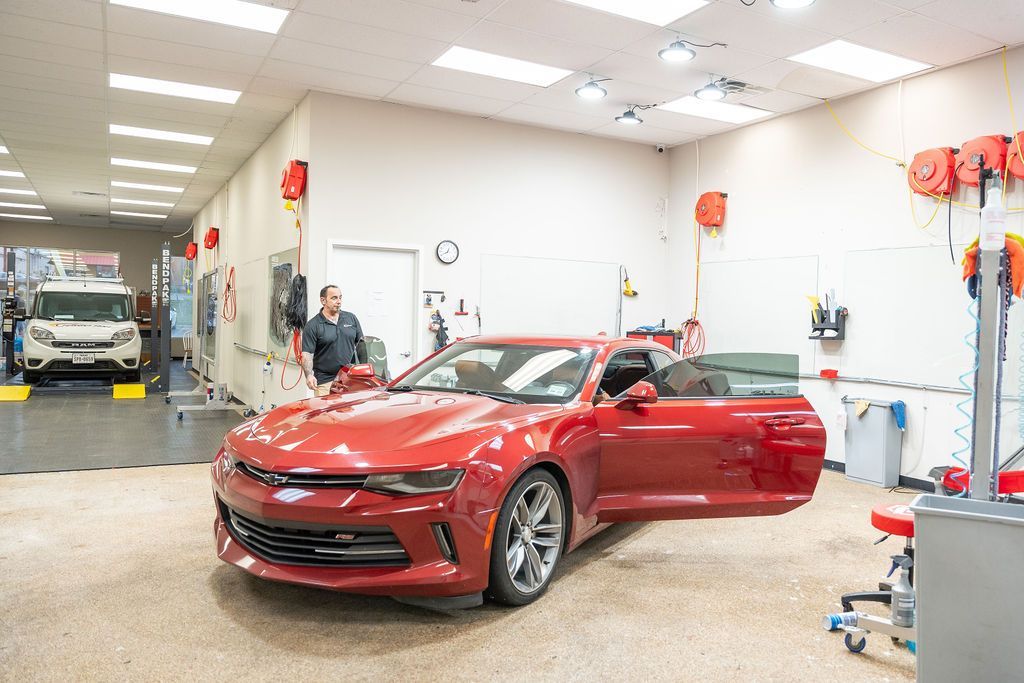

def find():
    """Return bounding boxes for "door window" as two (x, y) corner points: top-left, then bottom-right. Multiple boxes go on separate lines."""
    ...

(641, 353), (800, 398)
(600, 350), (658, 397)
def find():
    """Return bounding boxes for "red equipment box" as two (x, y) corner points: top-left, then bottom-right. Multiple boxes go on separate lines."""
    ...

(627, 330), (682, 354)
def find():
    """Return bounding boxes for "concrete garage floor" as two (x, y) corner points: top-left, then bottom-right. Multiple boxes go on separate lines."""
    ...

(0, 468), (915, 681)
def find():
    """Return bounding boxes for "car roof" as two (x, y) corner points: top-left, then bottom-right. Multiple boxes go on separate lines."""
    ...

(38, 279), (129, 294)
(456, 334), (673, 352)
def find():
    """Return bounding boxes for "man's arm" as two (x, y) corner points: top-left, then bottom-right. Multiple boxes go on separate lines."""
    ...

(301, 351), (317, 391)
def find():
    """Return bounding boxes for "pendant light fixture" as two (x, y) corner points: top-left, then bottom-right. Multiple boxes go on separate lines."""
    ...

(615, 107), (643, 125)
(575, 77), (611, 100)
(658, 38), (727, 63)
(694, 77), (727, 101)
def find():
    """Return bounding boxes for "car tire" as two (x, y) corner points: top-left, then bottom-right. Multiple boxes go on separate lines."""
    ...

(485, 468), (566, 607)
(22, 370), (39, 384)
(124, 370), (141, 383)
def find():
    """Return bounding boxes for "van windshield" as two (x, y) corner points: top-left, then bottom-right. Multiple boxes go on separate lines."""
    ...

(35, 292), (131, 322)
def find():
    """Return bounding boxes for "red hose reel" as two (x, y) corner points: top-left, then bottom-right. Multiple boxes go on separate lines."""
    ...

(1008, 131), (1024, 181)
(908, 147), (956, 196)
(695, 191), (727, 237)
(955, 135), (1011, 186)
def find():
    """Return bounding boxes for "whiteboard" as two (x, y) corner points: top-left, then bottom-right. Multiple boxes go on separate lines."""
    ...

(699, 255), (819, 372)
(844, 245), (1024, 391)
(480, 254), (619, 336)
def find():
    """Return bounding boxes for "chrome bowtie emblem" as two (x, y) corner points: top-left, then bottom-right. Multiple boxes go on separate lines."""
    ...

(262, 472), (290, 485)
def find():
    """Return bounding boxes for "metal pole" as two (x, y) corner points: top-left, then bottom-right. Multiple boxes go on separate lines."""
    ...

(972, 248), (1000, 501)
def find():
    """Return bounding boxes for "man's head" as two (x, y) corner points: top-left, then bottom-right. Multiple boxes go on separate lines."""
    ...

(320, 285), (342, 315)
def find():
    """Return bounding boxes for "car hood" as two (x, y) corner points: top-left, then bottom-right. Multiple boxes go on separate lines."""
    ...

(30, 319), (134, 340)
(236, 389), (564, 467)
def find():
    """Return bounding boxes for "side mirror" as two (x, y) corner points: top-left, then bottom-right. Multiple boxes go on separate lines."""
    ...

(136, 314), (151, 324)
(13, 307), (27, 321)
(616, 381), (658, 410)
(348, 363), (375, 378)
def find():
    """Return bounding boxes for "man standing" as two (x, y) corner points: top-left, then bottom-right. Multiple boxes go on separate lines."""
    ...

(301, 285), (363, 396)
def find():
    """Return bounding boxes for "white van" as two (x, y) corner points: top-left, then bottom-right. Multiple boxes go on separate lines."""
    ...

(22, 277), (143, 384)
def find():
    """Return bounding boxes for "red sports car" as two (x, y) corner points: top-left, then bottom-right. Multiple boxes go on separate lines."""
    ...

(211, 335), (825, 608)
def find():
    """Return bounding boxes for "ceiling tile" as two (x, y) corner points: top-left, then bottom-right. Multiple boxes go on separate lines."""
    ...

(741, 89), (820, 113)
(641, 108), (732, 135)
(298, 0), (478, 42)
(844, 12), (1001, 65)
(668, 2), (833, 59)
(269, 38), (422, 82)
(586, 51), (708, 93)
(106, 55), (254, 90)
(385, 83), (513, 117)
(0, 36), (105, 71)
(457, 20), (613, 71)
(106, 6), (277, 56)
(1, 0), (103, 28)
(283, 11), (449, 64)
(106, 34), (266, 75)
(736, 59), (870, 98)
(0, 55), (105, 86)
(522, 78), (681, 120)
(589, 121), (693, 145)
(487, 0), (660, 51)
(494, 103), (610, 132)
(912, 0), (1024, 47)
(258, 61), (399, 98)
(402, 0), (507, 17)
(717, 0), (904, 37)
(406, 65), (543, 102)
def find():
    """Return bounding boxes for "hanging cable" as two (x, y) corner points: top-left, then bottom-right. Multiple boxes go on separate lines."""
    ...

(949, 161), (965, 263)
(824, 99), (906, 168)
(220, 265), (236, 322)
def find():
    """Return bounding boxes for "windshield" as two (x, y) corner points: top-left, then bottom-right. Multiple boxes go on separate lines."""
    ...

(398, 343), (597, 404)
(34, 291), (132, 322)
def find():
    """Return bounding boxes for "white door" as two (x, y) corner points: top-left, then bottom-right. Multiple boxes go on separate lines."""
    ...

(329, 245), (417, 377)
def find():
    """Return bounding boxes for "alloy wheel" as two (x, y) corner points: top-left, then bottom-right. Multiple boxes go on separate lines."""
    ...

(505, 480), (562, 594)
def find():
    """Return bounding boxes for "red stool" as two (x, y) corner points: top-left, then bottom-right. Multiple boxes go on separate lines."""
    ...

(840, 503), (915, 613)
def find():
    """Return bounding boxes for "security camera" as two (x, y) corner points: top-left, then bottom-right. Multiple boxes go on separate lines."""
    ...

(655, 144), (665, 153)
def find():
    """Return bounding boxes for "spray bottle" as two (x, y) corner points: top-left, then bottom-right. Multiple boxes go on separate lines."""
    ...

(979, 172), (1006, 252)
(887, 554), (915, 628)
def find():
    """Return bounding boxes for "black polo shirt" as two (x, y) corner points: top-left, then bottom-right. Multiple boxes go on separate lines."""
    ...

(302, 310), (364, 383)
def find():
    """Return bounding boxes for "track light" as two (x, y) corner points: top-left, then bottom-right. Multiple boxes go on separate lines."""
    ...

(616, 108), (643, 125)
(659, 41), (696, 62)
(575, 78), (610, 100)
(694, 79), (727, 101)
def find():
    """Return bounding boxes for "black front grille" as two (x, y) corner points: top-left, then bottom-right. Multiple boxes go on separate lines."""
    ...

(235, 459), (368, 489)
(49, 360), (118, 370)
(219, 501), (409, 567)
(52, 341), (115, 349)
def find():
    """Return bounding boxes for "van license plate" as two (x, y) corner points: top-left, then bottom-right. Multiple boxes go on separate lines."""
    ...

(72, 353), (95, 364)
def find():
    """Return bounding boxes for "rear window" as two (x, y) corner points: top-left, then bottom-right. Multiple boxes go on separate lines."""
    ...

(640, 353), (800, 398)
(35, 292), (131, 322)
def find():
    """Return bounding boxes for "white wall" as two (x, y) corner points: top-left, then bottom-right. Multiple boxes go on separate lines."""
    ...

(305, 92), (672, 359)
(667, 46), (1024, 480)
(192, 97), (310, 410)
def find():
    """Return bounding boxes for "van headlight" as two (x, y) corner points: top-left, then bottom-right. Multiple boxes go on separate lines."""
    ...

(28, 326), (54, 340)
(112, 328), (136, 340)
(364, 469), (464, 495)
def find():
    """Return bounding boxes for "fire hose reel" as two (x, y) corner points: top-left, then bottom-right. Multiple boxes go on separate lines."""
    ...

(281, 159), (308, 201)
(1008, 131), (1024, 181)
(908, 147), (956, 196)
(695, 191), (727, 237)
(184, 241), (198, 261)
(955, 135), (1011, 186)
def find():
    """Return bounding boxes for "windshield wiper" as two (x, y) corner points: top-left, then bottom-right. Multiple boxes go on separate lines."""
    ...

(385, 385), (415, 392)
(462, 389), (524, 404)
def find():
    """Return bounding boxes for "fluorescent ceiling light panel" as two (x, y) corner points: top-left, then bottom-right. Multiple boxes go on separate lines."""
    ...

(432, 46), (573, 87)
(111, 197), (174, 207)
(110, 0), (288, 34)
(0, 201), (45, 209)
(111, 210), (168, 219)
(0, 187), (36, 196)
(0, 146), (8, 154)
(111, 157), (197, 174)
(562, 0), (708, 26)
(0, 213), (51, 221)
(110, 124), (213, 146)
(109, 73), (241, 104)
(0, 170), (25, 178)
(661, 96), (772, 123)
(786, 40), (931, 83)
(111, 180), (183, 193)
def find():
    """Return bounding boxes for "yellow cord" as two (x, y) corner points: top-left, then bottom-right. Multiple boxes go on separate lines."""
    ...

(908, 185), (945, 229)
(824, 98), (907, 168)
(1004, 46), (1023, 184)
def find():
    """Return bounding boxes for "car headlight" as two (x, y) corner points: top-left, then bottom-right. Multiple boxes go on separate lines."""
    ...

(28, 326), (54, 340)
(364, 469), (464, 495)
(112, 328), (136, 340)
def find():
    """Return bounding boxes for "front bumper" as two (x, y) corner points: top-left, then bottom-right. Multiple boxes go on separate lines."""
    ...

(211, 453), (496, 598)
(23, 334), (141, 375)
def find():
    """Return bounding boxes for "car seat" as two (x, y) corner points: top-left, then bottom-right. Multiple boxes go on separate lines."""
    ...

(454, 360), (503, 391)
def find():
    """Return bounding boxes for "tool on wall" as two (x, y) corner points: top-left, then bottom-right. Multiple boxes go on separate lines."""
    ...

(221, 265), (236, 323)
(694, 191), (727, 238)
(184, 241), (198, 261)
(203, 227), (220, 250)
(908, 147), (957, 196)
(429, 309), (449, 351)
(454, 298), (469, 316)
(621, 268), (638, 297)
(281, 159), (308, 202)
(1009, 131), (1024, 181)
(955, 136), (1011, 187)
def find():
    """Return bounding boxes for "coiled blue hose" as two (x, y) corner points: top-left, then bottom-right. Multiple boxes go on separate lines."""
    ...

(951, 297), (980, 497)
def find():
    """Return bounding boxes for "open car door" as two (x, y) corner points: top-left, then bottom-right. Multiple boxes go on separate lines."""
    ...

(593, 353), (826, 522)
